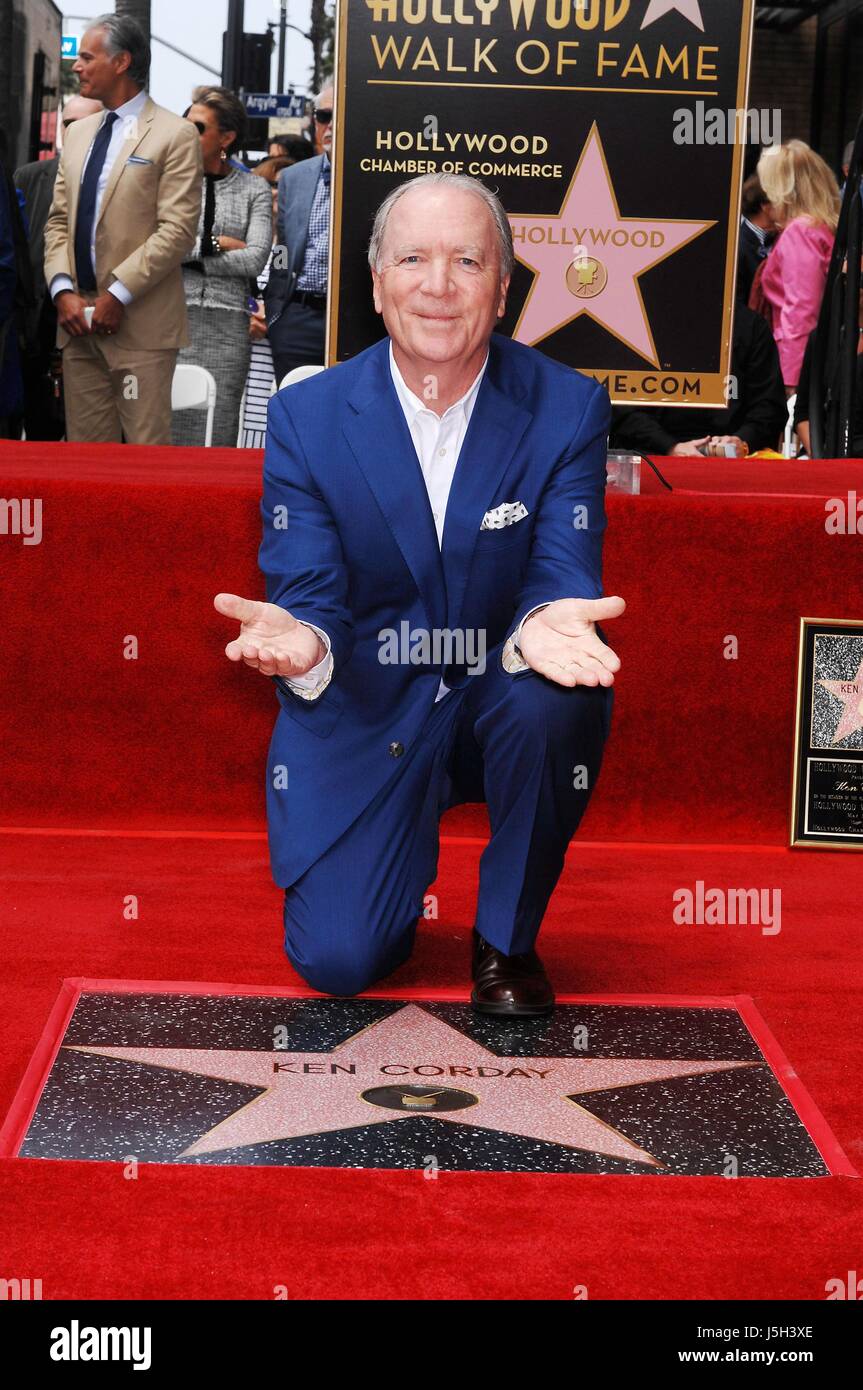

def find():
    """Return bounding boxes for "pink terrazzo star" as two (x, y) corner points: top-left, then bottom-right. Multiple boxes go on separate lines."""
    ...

(67, 1003), (754, 1167)
(641, 0), (705, 30)
(819, 659), (863, 745)
(508, 124), (714, 364)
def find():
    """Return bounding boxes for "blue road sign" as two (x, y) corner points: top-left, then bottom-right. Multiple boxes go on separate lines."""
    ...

(61, 36), (79, 59)
(243, 93), (306, 120)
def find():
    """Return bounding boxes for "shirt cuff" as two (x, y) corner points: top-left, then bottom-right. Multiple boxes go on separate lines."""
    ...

(108, 281), (133, 306)
(50, 274), (74, 300)
(501, 604), (551, 675)
(279, 622), (333, 700)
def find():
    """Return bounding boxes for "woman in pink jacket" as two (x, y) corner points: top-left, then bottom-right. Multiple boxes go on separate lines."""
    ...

(754, 141), (839, 393)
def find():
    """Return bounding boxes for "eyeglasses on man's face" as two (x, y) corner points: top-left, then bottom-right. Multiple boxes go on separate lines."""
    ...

(314, 108), (333, 125)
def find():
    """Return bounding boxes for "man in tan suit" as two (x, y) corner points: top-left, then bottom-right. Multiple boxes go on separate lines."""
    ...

(44, 14), (202, 445)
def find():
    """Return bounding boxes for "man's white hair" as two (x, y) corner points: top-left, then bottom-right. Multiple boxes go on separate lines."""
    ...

(368, 173), (514, 280)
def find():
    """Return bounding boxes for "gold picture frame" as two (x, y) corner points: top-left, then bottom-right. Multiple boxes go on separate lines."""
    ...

(790, 617), (863, 850)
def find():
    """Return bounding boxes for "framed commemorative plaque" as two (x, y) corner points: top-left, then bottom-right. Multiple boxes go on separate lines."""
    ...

(791, 618), (863, 851)
(328, 0), (756, 406)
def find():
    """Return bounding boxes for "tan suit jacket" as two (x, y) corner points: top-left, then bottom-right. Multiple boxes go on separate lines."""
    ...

(44, 95), (203, 351)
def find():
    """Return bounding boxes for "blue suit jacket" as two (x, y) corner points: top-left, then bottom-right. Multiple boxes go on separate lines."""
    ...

(259, 332), (611, 887)
(265, 154), (325, 327)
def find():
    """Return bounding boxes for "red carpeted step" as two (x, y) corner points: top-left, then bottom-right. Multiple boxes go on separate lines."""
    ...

(3, 445), (863, 844)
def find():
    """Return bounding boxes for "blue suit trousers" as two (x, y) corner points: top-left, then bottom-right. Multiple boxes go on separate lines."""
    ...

(282, 658), (612, 996)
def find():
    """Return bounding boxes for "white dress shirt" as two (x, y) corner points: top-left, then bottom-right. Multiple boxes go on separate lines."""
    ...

(49, 88), (149, 306)
(390, 340), (488, 549)
(283, 343), (541, 701)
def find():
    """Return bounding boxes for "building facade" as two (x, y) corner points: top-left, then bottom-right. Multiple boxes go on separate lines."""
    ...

(0, 0), (62, 171)
(752, 1), (863, 173)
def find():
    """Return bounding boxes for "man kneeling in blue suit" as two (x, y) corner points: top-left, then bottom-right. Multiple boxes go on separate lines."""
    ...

(216, 173), (625, 1017)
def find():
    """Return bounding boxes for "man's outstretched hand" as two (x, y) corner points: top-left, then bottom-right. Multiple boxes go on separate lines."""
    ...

(214, 593), (326, 679)
(517, 596), (626, 688)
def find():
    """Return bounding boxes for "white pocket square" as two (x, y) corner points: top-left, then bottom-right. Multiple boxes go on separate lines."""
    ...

(126, 155), (153, 166)
(480, 501), (529, 531)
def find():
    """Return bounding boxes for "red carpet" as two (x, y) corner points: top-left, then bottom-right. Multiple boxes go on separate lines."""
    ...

(1, 442), (861, 1298)
(0, 832), (861, 1298)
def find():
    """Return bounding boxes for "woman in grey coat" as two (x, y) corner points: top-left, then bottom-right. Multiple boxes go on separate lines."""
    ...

(173, 86), (272, 447)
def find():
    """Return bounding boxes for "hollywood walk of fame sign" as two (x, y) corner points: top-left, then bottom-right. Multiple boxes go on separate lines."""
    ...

(1, 983), (855, 1176)
(328, 0), (754, 406)
(792, 619), (863, 851)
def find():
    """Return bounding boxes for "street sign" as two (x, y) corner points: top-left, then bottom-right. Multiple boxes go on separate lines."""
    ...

(243, 92), (306, 120)
(61, 36), (79, 59)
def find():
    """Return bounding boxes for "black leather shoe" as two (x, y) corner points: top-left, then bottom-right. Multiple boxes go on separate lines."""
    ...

(470, 929), (555, 1017)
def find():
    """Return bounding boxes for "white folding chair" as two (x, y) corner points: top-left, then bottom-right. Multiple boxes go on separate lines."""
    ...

(278, 365), (326, 392)
(171, 364), (217, 448)
(783, 392), (798, 459)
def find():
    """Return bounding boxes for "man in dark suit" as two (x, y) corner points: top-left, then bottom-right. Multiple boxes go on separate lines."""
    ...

(737, 173), (776, 306)
(265, 84), (333, 385)
(611, 305), (787, 458)
(217, 175), (625, 1017)
(15, 95), (103, 439)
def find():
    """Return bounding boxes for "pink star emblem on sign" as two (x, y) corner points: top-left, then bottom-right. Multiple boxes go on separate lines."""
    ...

(641, 0), (705, 30)
(66, 1003), (754, 1166)
(819, 659), (863, 744)
(508, 124), (715, 365)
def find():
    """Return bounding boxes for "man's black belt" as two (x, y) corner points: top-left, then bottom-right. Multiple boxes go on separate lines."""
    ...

(293, 289), (327, 311)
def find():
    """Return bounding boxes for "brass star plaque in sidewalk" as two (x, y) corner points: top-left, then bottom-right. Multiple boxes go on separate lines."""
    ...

(1, 981), (855, 1177)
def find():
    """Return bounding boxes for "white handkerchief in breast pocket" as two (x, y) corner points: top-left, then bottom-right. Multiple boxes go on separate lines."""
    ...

(480, 501), (529, 532)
